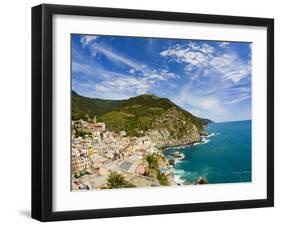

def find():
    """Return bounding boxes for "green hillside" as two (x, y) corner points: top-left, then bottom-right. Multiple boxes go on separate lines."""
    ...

(72, 91), (210, 137)
(72, 90), (125, 120)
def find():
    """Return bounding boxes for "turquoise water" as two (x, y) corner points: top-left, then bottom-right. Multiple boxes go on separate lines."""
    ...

(164, 120), (252, 184)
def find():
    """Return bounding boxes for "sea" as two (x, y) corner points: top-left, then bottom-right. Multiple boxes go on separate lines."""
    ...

(164, 120), (252, 184)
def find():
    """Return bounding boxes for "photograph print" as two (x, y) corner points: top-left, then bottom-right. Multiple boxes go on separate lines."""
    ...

(71, 34), (252, 191)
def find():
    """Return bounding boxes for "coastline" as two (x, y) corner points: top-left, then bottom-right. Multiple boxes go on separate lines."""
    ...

(72, 117), (212, 189)
(162, 120), (252, 185)
(161, 134), (208, 185)
(160, 133), (208, 150)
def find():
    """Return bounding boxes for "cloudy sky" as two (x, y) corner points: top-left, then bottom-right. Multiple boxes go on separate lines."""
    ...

(72, 34), (252, 122)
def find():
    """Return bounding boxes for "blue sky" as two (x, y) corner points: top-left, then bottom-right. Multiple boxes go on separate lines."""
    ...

(72, 34), (252, 122)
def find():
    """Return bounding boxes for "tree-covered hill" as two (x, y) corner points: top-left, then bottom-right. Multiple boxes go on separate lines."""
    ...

(72, 91), (212, 140)
(72, 90), (125, 120)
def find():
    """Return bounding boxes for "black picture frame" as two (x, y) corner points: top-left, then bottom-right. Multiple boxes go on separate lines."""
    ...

(32, 4), (274, 222)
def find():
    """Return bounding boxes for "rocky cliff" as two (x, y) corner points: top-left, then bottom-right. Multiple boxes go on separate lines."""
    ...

(145, 107), (202, 148)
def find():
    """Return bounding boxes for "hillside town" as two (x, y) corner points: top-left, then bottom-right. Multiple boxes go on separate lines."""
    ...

(72, 117), (178, 190)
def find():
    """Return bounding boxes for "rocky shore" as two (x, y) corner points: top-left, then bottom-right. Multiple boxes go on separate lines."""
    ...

(162, 133), (210, 185)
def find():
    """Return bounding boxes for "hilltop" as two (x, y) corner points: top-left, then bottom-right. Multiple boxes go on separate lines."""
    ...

(72, 91), (212, 147)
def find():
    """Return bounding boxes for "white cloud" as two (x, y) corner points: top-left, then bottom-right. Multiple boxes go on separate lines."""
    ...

(219, 41), (230, 48)
(160, 43), (213, 68)
(79, 34), (181, 85)
(90, 43), (143, 70)
(74, 74), (152, 100)
(223, 85), (251, 104)
(97, 77), (150, 96)
(80, 40), (179, 86)
(89, 42), (179, 83)
(73, 74), (151, 100)
(80, 35), (98, 47)
(72, 61), (90, 73)
(209, 53), (251, 83)
(143, 70), (177, 81)
(72, 58), (177, 100)
(72, 61), (110, 79)
(199, 43), (215, 54)
(175, 83), (227, 117)
(226, 94), (251, 104)
(162, 41), (252, 121)
(160, 42), (251, 83)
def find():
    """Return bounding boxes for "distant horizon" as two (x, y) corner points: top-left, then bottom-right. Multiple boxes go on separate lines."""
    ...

(214, 119), (252, 123)
(72, 34), (252, 122)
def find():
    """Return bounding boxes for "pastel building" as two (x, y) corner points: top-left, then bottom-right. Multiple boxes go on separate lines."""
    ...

(88, 122), (106, 132)
(72, 156), (91, 174)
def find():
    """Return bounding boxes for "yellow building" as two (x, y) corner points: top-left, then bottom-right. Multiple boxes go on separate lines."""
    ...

(72, 156), (91, 174)
(87, 146), (95, 158)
